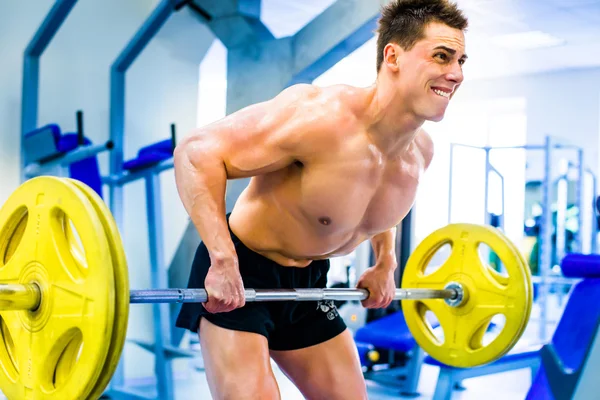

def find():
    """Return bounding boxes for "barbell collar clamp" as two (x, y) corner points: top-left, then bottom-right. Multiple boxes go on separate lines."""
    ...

(443, 281), (466, 307)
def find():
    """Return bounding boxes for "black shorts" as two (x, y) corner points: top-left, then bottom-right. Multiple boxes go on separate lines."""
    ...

(175, 218), (347, 351)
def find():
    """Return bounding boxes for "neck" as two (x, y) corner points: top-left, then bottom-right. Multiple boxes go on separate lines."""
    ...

(364, 75), (424, 154)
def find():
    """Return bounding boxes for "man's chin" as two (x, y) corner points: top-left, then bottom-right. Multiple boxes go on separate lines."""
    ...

(425, 111), (446, 122)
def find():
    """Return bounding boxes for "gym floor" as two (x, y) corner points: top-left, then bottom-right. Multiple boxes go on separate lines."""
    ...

(173, 357), (531, 400)
(0, 365), (534, 400)
(152, 356), (532, 400)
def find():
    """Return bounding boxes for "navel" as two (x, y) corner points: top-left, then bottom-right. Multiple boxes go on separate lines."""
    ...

(319, 217), (332, 226)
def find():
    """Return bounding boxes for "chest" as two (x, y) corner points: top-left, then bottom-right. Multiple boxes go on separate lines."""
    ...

(296, 150), (423, 233)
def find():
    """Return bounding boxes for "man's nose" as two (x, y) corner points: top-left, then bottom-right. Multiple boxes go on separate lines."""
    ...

(446, 62), (464, 84)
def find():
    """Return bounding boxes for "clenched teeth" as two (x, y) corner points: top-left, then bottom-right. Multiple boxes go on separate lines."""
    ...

(433, 89), (450, 98)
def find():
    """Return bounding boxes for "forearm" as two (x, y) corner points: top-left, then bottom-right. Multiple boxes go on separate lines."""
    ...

(174, 141), (237, 266)
(369, 228), (398, 270)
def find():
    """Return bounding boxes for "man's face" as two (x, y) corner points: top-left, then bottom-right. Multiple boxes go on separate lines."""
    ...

(388, 22), (467, 122)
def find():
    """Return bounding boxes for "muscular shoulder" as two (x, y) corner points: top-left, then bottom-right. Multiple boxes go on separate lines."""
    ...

(283, 83), (363, 114)
(277, 83), (362, 137)
(276, 84), (349, 117)
(276, 83), (322, 103)
(323, 84), (369, 115)
(413, 129), (434, 170)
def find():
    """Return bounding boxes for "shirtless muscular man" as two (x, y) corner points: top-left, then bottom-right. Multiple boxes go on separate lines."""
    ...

(175, 1), (469, 398)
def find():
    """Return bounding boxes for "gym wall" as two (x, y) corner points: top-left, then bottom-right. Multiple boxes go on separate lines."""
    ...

(450, 67), (600, 253)
(0, 0), (206, 381)
(457, 67), (600, 182)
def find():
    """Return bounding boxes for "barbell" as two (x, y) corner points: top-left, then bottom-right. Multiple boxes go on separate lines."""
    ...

(0, 176), (533, 399)
(3, 284), (462, 308)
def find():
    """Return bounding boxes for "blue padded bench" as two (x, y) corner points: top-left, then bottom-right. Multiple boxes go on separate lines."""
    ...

(123, 138), (174, 172)
(23, 123), (104, 198)
(526, 253), (600, 400)
(355, 311), (423, 353)
(23, 124), (63, 163)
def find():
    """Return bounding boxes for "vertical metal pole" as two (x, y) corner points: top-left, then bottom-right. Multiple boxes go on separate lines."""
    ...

(399, 209), (413, 279)
(107, 69), (126, 394)
(20, 0), (78, 182)
(499, 172), (505, 230)
(556, 174), (567, 263)
(109, 0), (177, 227)
(108, 71), (125, 233)
(499, 170), (506, 275)
(448, 144), (454, 224)
(576, 149), (585, 253)
(591, 172), (598, 254)
(107, 0), (178, 393)
(539, 137), (554, 342)
(484, 148), (491, 224)
(146, 173), (175, 400)
(21, 55), (40, 174)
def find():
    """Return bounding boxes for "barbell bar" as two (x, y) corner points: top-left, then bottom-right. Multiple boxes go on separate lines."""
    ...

(129, 286), (463, 303)
(0, 282), (463, 309)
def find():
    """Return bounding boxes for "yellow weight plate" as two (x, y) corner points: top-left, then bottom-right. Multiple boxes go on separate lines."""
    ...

(483, 226), (533, 352)
(401, 223), (530, 368)
(0, 176), (115, 399)
(466, 226), (531, 354)
(65, 179), (130, 400)
(464, 226), (530, 353)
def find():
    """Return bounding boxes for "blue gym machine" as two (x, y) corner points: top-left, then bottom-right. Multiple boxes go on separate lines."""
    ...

(105, 1), (200, 399)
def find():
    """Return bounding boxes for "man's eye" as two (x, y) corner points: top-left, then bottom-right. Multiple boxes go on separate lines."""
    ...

(458, 59), (465, 66)
(434, 53), (448, 61)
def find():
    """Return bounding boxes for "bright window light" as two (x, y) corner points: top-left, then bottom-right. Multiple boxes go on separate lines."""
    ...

(491, 31), (566, 50)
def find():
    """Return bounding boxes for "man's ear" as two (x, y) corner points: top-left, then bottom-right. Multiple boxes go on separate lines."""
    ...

(383, 43), (401, 72)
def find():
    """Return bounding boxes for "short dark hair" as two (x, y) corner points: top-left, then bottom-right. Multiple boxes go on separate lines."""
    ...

(376, 0), (468, 72)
